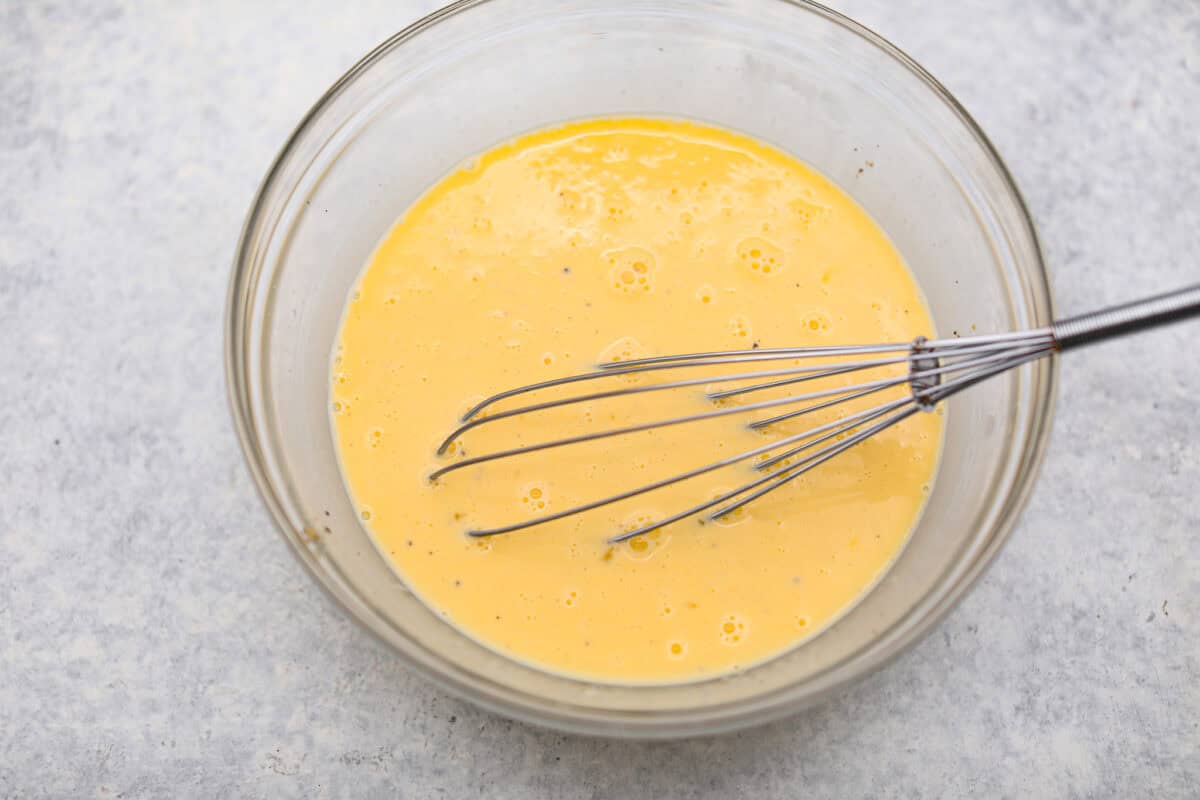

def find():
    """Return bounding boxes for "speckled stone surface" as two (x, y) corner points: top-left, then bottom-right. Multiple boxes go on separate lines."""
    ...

(1, 1), (1197, 796)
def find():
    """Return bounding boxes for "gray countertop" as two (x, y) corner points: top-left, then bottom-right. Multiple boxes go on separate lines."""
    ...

(2, 1), (1198, 796)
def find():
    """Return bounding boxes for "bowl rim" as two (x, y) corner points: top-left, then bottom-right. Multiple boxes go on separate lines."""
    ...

(225, 0), (1057, 738)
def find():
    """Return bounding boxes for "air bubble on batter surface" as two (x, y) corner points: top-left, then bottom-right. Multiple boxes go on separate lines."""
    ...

(802, 310), (832, 334)
(709, 487), (751, 527)
(597, 336), (650, 384)
(736, 237), (785, 276)
(605, 246), (657, 295)
(789, 193), (831, 230)
(602, 145), (629, 164)
(604, 191), (631, 223)
(719, 614), (747, 645)
(521, 484), (548, 511)
(557, 188), (590, 216)
(728, 315), (752, 340)
(620, 513), (668, 560)
(367, 428), (384, 449)
(713, 504), (749, 527)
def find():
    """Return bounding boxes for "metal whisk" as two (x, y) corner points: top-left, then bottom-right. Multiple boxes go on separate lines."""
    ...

(431, 285), (1200, 542)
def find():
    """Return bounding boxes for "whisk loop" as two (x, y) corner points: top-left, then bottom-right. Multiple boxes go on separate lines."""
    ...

(430, 285), (1200, 542)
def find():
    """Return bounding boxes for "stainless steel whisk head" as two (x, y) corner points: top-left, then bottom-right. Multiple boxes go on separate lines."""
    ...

(431, 285), (1200, 542)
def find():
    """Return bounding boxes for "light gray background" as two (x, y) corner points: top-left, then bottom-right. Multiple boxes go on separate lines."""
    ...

(2, 1), (1197, 797)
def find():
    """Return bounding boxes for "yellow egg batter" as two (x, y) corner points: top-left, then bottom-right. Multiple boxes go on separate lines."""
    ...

(331, 118), (941, 683)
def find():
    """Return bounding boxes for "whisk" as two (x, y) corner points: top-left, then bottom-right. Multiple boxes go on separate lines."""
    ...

(431, 285), (1200, 542)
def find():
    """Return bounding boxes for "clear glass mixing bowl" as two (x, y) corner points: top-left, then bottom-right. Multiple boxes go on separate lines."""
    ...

(226, 0), (1055, 737)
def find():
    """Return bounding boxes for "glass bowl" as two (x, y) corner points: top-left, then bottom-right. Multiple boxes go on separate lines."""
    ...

(225, 0), (1055, 737)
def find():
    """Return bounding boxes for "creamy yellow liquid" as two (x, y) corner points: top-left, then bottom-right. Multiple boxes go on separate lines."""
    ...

(332, 118), (941, 682)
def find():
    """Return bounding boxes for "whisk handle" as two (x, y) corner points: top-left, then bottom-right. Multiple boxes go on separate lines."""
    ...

(1052, 284), (1200, 350)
